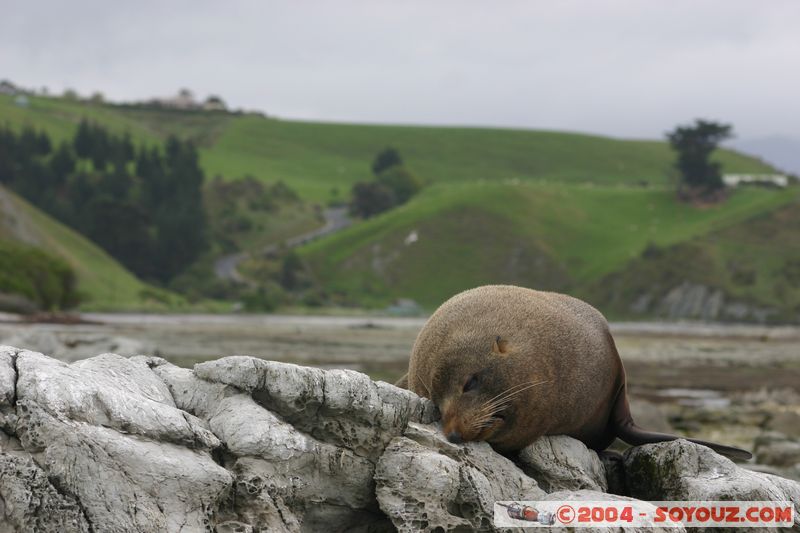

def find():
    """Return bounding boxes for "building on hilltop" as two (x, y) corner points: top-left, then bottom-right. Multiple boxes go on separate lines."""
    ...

(723, 174), (789, 188)
(153, 88), (199, 110)
(203, 95), (227, 111)
(0, 80), (18, 95)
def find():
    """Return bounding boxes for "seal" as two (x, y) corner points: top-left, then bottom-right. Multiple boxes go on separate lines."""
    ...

(400, 285), (752, 460)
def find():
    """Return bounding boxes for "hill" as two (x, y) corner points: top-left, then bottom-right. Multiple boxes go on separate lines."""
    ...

(1, 93), (791, 319)
(300, 182), (797, 314)
(589, 194), (800, 322)
(0, 185), (179, 310)
(2, 94), (774, 202)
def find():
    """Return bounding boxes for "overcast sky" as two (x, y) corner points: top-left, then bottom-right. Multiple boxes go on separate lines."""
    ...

(1, 1), (799, 141)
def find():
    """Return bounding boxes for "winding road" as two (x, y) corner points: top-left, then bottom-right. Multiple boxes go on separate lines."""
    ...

(213, 206), (352, 284)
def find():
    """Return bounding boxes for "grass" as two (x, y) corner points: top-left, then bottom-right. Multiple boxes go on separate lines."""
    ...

(200, 116), (775, 201)
(301, 182), (797, 308)
(0, 186), (185, 310)
(3, 95), (774, 203)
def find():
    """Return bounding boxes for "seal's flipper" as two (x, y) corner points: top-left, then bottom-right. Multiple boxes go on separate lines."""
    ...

(609, 383), (752, 461)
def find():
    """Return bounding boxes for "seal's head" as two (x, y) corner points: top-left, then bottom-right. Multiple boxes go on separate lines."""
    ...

(412, 334), (545, 450)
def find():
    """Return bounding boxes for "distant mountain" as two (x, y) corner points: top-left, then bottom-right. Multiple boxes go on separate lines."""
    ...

(727, 136), (800, 176)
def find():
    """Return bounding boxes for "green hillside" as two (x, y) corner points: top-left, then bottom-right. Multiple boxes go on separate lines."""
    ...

(201, 116), (772, 200)
(2, 94), (774, 202)
(2, 92), (791, 318)
(0, 185), (180, 310)
(300, 182), (797, 309)
(589, 195), (800, 322)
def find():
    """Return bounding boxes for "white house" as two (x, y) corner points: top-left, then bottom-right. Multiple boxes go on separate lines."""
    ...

(723, 174), (789, 188)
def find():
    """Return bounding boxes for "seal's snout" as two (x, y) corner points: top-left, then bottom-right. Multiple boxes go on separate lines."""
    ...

(447, 431), (463, 444)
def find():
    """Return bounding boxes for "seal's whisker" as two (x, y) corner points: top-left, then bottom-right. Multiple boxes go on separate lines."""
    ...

(473, 399), (511, 418)
(484, 379), (549, 406)
(469, 402), (514, 432)
(480, 380), (538, 406)
(477, 380), (550, 413)
(414, 372), (433, 400)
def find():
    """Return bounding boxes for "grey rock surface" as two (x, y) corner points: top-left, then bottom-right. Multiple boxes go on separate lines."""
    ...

(375, 422), (544, 532)
(538, 490), (687, 533)
(625, 439), (800, 530)
(517, 435), (607, 492)
(0, 348), (796, 532)
(755, 431), (800, 469)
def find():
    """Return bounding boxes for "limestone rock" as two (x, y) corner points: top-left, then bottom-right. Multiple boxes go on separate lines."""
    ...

(0, 348), (796, 532)
(375, 423), (544, 532)
(5, 349), (232, 532)
(624, 439), (800, 530)
(195, 356), (437, 459)
(539, 490), (687, 533)
(0, 453), (90, 532)
(518, 435), (607, 492)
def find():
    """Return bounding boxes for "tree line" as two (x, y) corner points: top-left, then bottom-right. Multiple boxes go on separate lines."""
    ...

(0, 120), (207, 283)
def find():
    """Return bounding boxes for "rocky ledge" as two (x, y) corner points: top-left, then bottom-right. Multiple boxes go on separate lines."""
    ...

(0, 346), (797, 532)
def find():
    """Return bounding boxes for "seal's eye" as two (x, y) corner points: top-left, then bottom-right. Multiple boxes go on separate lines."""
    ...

(463, 374), (478, 392)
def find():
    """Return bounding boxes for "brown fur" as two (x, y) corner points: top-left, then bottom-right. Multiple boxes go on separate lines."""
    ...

(403, 285), (751, 460)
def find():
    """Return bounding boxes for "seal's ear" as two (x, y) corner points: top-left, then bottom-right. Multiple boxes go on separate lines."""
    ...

(491, 336), (510, 354)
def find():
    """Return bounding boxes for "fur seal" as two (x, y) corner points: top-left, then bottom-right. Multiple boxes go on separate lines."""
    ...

(399, 285), (752, 460)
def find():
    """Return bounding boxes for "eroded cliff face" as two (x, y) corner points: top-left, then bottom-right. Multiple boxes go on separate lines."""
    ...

(0, 346), (797, 532)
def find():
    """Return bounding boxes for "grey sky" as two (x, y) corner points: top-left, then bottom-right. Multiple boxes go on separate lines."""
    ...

(2, 0), (799, 141)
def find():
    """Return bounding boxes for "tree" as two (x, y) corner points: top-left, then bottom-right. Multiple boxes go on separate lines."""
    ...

(371, 147), (403, 175)
(349, 182), (396, 218)
(376, 166), (422, 204)
(49, 142), (76, 181)
(667, 119), (733, 192)
(74, 119), (93, 159)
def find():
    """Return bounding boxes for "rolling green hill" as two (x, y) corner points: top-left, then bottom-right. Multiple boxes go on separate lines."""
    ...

(300, 182), (796, 310)
(1, 92), (792, 318)
(0, 185), (181, 310)
(201, 116), (773, 200)
(2, 94), (774, 202)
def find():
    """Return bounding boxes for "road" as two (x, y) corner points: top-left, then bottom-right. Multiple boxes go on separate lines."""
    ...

(213, 206), (352, 283)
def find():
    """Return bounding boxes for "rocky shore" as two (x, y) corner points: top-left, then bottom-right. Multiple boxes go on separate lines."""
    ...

(0, 346), (798, 532)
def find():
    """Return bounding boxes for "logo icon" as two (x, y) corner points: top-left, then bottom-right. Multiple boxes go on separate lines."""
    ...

(498, 502), (556, 525)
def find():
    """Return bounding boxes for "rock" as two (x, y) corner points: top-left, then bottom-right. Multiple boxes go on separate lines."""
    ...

(195, 356), (437, 459)
(537, 490), (687, 533)
(754, 432), (800, 468)
(599, 451), (627, 495)
(624, 439), (800, 529)
(16, 351), (218, 449)
(0, 346), (17, 431)
(0, 453), (90, 532)
(629, 399), (672, 433)
(517, 435), (607, 492)
(0, 348), (796, 532)
(0, 330), (157, 361)
(768, 410), (800, 439)
(9, 350), (232, 532)
(375, 423), (544, 532)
